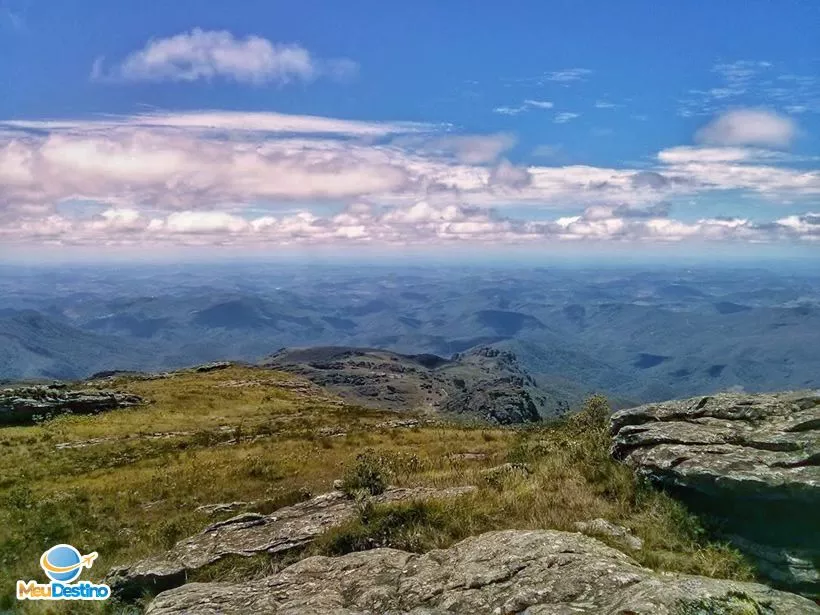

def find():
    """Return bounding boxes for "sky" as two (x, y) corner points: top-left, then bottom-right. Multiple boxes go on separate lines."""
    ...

(1, 0), (819, 261)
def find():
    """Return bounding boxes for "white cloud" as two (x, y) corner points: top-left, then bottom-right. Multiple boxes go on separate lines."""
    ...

(162, 211), (251, 234)
(493, 99), (553, 116)
(93, 28), (356, 85)
(786, 105), (809, 115)
(127, 111), (429, 136)
(655, 147), (820, 196)
(493, 106), (524, 116)
(488, 160), (532, 189)
(658, 146), (763, 164)
(679, 61), (820, 118)
(89, 208), (145, 232)
(712, 60), (770, 94)
(774, 213), (820, 237)
(554, 112), (580, 124)
(546, 68), (592, 83)
(595, 101), (618, 109)
(523, 99), (553, 109)
(695, 109), (797, 148)
(0, 123), (412, 208)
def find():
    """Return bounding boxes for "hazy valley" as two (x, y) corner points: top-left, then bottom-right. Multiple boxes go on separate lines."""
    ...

(2, 264), (819, 410)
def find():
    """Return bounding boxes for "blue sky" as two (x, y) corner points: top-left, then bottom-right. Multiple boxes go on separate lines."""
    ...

(1, 0), (819, 259)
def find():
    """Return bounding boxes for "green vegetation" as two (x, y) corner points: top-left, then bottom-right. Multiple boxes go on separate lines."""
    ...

(318, 394), (751, 583)
(0, 367), (753, 613)
(340, 449), (394, 496)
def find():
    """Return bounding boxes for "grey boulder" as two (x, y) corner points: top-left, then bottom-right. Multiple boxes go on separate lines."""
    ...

(610, 390), (820, 597)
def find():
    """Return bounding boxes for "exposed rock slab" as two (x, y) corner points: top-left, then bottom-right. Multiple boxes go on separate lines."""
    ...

(145, 529), (818, 614)
(0, 384), (143, 425)
(610, 390), (820, 597)
(108, 486), (475, 600)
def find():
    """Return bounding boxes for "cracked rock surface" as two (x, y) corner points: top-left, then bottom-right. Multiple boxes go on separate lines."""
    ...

(610, 391), (820, 597)
(108, 486), (475, 600)
(145, 529), (818, 614)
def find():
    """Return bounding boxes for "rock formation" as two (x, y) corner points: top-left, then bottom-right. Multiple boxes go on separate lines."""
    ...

(108, 486), (475, 600)
(0, 384), (143, 425)
(145, 529), (818, 614)
(610, 390), (820, 597)
(263, 346), (545, 424)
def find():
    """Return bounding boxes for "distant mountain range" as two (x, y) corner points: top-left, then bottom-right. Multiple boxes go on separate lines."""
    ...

(1, 264), (818, 405)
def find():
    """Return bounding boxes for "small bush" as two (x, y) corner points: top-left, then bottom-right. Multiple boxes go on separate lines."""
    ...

(340, 449), (393, 496)
(385, 451), (427, 480)
(506, 438), (551, 464)
(151, 517), (189, 549)
(319, 500), (448, 555)
(567, 394), (611, 436)
(242, 455), (285, 481)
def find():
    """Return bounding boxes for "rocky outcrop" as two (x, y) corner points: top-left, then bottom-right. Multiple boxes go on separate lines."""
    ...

(0, 384), (143, 425)
(263, 346), (545, 424)
(145, 529), (818, 614)
(108, 486), (475, 600)
(610, 390), (820, 597)
(191, 361), (234, 373)
(442, 347), (543, 424)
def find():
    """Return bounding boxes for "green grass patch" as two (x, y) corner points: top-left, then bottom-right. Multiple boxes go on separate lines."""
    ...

(0, 370), (754, 613)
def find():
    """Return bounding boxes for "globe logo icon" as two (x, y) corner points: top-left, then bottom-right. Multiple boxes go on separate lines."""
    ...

(40, 545), (88, 583)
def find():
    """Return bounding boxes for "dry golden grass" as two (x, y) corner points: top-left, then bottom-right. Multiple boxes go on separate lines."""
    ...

(0, 369), (752, 614)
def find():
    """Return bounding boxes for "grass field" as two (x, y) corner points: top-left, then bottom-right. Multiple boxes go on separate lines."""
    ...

(0, 366), (753, 613)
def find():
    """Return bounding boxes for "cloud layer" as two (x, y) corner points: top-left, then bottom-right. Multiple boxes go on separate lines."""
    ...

(3, 201), (817, 248)
(1, 108), (818, 250)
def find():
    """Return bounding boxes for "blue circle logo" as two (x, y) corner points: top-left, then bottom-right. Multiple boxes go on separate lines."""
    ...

(40, 545), (84, 583)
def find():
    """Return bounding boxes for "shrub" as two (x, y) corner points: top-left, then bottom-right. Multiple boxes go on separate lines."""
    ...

(506, 437), (551, 464)
(567, 394), (611, 436)
(340, 449), (393, 496)
(152, 518), (188, 549)
(319, 500), (448, 555)
(242, 455), (285, 481)
(385, 451), (426, 480)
